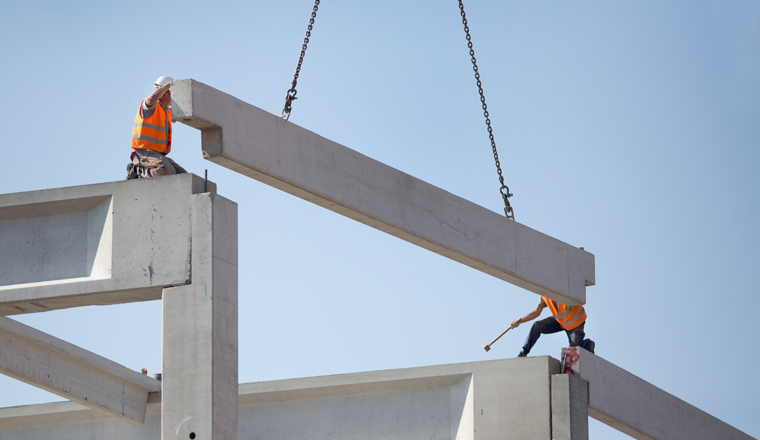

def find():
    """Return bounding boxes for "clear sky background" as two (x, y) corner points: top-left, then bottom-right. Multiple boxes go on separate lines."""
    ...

(1, 1), (759, 438)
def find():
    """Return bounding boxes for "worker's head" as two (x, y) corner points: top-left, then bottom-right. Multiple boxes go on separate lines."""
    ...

(154, 76), (174, 108)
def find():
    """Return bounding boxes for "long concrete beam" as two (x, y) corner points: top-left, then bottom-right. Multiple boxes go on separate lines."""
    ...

(0, 357), (562, 440)
(171, 79), (594, 305)
(1, 356), (755, 440)
(561, 347), (756, 440)
(0, 317), (161, 426)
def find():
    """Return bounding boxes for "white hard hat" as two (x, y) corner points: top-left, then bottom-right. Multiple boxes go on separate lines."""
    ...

(154, 76), (174, 88)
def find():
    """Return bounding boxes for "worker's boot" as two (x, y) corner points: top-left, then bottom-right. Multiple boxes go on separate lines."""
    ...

(517, 349), (528, 358)
(586, 340), (595, 354)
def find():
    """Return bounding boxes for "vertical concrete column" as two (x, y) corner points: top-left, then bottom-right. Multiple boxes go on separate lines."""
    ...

(551, 374), (588, 440)
(162, 193), (238, 440)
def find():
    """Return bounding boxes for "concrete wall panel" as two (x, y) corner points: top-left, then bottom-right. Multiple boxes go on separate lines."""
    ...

(171, 79), (594, 306)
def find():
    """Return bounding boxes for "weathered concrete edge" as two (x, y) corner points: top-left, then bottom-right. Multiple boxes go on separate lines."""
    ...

(171, 79), (594, 306)
(0, 317), (160, 426)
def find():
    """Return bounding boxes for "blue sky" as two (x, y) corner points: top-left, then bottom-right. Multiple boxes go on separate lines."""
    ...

(1, 1), (758, 438)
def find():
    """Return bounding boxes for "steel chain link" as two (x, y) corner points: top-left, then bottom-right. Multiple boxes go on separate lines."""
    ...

(281, 0), (321, 120)
(458, 0), (514, 220)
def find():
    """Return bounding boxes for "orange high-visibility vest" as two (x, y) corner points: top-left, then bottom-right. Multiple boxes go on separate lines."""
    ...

(542, 296), (586, 331)
(131, 101), (172, 154)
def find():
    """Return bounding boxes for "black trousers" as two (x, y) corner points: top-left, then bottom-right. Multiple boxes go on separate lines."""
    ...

(521, 317), (592, 354)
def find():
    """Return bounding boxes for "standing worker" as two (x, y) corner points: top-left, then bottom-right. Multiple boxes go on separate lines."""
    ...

(510, 296), (595, 357)
(127, 76), (187, 179)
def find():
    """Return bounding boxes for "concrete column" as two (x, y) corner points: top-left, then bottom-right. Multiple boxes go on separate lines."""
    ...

(162, 193), (238, 440)
(551, 373), (588, 440)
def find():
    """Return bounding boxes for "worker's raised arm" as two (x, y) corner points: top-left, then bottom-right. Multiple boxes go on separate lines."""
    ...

(510, 303), (545, 329)
(145, 81), (172, 108)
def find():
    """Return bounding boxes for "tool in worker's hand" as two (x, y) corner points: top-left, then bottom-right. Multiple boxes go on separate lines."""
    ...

(482, 324), (515, 352)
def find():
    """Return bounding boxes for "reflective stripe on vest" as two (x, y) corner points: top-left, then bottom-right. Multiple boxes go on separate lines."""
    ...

(543, 296), (586, 331)
(131, 102), (172, 154)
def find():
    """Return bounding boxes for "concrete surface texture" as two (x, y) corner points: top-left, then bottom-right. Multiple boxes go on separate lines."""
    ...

(0, 357), (561, 440)
(0, 174), (215, 315)
(170, 79), (594, 307)
(0, 316), (160, 425)
(560, 347), (756, 440)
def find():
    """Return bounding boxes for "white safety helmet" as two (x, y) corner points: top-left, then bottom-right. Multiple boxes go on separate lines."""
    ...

(154, 76), (174, 88)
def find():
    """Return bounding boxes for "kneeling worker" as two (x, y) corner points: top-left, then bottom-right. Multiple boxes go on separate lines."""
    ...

(510, 296), (595, 357)
(127, 76), (187, 179)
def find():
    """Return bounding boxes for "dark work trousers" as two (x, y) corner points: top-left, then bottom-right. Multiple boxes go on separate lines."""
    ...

(521, 317), (592, 354)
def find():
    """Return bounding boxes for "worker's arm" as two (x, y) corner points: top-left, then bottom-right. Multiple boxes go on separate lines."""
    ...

(144, 82), (172, 108)
(510, 304), (545, 329)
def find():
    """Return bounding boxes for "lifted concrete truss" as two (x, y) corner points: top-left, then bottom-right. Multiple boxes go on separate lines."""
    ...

(171, 79), (594, 306)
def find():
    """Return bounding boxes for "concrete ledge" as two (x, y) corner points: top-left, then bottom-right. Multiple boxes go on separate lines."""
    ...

(0, 174), (214, 315)
(171, 79), (594, 306)
(0, 317), (161, 425)
(561, 347), (756, 440)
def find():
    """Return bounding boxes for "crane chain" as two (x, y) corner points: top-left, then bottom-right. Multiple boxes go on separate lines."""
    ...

(281, 0), (321, 121)
(457, 0), (514, 220)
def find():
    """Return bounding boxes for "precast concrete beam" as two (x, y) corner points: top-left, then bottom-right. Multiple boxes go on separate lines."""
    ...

(0, 174), (215, 315)
(0, 317), (161, 425)
(0, 357), (561, 440)
(162, 193), (238, 440)
(560, 347), (756, 440)
(171, 79), (595, 306)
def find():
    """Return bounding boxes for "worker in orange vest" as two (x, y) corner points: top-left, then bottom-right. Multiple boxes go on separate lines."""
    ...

(127, 76), (187, 179)
(510, 296), (595, 357)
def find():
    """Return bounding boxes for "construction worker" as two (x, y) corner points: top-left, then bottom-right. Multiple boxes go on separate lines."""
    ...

(127, 76), (187, 179)
(510, 297), (595, 357)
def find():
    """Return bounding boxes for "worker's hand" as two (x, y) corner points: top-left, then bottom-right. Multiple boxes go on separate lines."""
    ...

(146, 82), (174, 107)
(510, 319), (521, 329)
